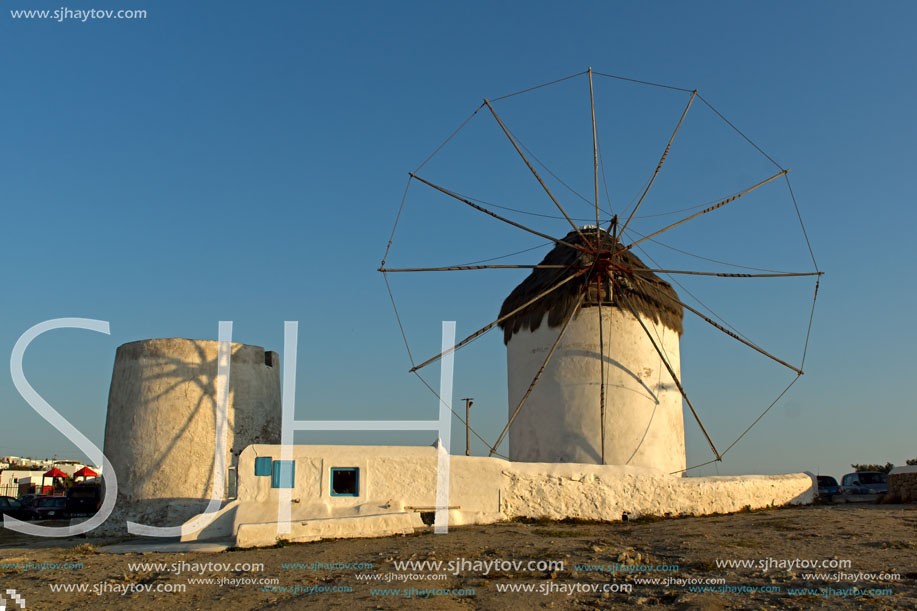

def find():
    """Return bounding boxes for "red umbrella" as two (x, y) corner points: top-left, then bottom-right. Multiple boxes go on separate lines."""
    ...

(73, 466), (98, 479)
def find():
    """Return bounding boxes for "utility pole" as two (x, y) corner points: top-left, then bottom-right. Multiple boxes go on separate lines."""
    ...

(462, 398), (474, 456)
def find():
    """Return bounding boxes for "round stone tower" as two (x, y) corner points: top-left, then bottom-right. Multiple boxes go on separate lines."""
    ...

(102, 338), (281, 527)
(499, 228), (687, 473)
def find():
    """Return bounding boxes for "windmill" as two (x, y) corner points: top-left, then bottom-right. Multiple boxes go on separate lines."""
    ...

(379, 68), (821, 474)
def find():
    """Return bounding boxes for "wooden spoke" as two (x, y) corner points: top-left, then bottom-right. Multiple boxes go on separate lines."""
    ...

(616, 169), (788, 257)
(410, 173), (590, 254)
(618, 90), (697, 239)
(590, 67), (607, 462)
(409, 267), (589, 373)
(589, 67), (600, 232)
(483, 99), (593, 249)
(379, 264), (571, 272)
(630, 274), (803, 374)
(597, 273), (606, 464)
(630, 268), (823, 279)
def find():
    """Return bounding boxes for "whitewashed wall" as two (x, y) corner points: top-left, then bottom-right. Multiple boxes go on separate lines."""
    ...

(507, 308), (686, 472)
(189, 444), (814, 547)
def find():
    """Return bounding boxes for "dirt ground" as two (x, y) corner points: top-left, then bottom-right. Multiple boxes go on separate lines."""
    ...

(1, 503), (915, 610)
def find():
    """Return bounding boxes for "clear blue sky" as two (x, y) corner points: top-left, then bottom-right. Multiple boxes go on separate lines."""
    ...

(1, 1), (914, 479)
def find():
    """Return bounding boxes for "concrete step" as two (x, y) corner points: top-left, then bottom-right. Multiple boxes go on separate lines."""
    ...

(235, 511), (416, 548)
(100, 539), (233, 553)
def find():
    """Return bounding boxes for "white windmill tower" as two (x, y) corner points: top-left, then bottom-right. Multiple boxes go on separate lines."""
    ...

(499, 226), (687, 472)
(379, 68), (821, 475)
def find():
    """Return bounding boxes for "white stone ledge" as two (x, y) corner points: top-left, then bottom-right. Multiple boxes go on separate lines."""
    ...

(224, 445), (815, 547)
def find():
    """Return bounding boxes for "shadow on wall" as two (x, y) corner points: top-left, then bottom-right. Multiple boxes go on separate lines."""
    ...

(559, 348), (672, 465)
(131, 341), (244, 494)
(103, 338), (281, 514)
(564, 348), (665, 404)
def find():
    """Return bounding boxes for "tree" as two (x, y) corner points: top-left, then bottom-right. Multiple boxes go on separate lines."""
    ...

(906, 458), (917, 466)
(851, 462), (894, 474)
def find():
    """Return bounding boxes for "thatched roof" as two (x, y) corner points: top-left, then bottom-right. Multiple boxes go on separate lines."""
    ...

(498, 229), (683, 344)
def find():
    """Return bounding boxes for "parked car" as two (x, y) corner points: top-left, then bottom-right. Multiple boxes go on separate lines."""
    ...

(16, 493), (42, 509)
(0, 496), (38, 521)
(816, 475), (839, 498)
(838, 471), (888, 497)
(33, 495), (69, 520)
(65, 483), (102, 517)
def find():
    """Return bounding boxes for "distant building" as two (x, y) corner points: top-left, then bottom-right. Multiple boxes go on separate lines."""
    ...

(0, 469), (47, 496)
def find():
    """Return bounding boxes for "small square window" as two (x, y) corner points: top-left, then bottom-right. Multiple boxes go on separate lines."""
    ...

(254, 457), (272, 476)
(330, 468), (359, 496)
(271, 460), (295, 489)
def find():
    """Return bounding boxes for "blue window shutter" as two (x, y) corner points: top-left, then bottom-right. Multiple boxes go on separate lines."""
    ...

(271, 460), (295, 489)
(254, 457), (272, 476)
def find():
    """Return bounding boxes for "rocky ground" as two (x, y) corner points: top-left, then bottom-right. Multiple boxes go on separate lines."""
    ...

(1, 503), (914, 610)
